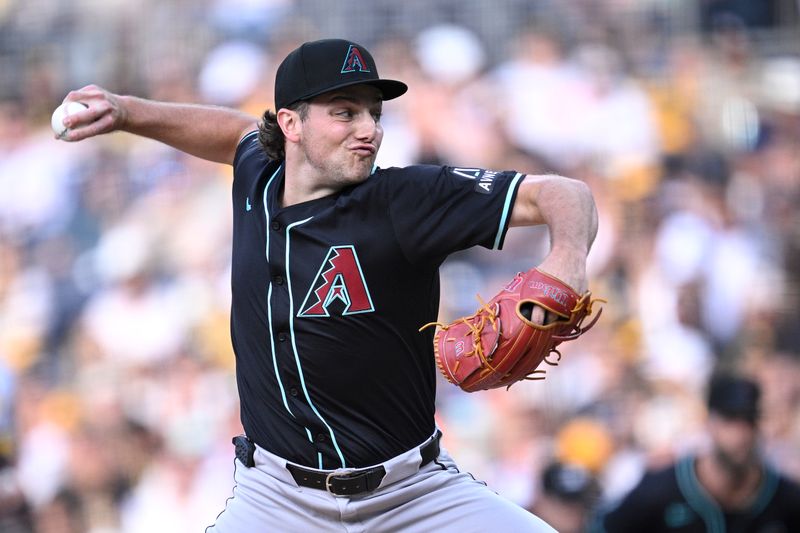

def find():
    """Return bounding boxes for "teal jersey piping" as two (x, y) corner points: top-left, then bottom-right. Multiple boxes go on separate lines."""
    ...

(266, 282), (293, 416)
(749, 463), (779, 516)
(676, 456), (725, 533)
(493, 172), (524, 250)
(263, 165), (281, 255)
(262, 165), (314, 448)
(285, 217), (348, 468)
(240, 130), (258, 145)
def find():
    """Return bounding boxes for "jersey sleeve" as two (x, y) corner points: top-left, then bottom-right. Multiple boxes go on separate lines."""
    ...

(232, 130), (265, 182)
(382, 165), (524, 265)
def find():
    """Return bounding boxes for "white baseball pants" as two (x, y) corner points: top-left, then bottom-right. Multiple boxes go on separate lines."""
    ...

(206, 433), (555, 532)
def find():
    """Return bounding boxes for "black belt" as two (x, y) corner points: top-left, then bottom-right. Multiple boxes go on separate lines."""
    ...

(285, 430), (441, 497)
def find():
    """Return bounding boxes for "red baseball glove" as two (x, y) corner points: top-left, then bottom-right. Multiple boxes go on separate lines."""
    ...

(423, 268), (603, 392)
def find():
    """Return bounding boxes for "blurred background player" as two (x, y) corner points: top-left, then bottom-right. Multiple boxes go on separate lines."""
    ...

(591, 373), (800, 532)
(527, 460), (599, 533)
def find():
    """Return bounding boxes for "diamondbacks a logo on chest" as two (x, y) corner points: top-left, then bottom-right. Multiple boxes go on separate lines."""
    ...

(297, 246), (375, 317)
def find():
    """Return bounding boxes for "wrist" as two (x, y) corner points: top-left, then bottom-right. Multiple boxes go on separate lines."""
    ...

(547, 244), (589, 265)
(116, 95), (136, 132)
(538, 249), (589, 293)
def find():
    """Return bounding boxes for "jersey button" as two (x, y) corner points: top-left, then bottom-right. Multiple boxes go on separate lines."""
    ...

(270, 221), (281, 231)
(316, 434), (326, 443)
(289, 387), (298, 397)
(274, 275), (284, 286)
(278, 332), (288, 342)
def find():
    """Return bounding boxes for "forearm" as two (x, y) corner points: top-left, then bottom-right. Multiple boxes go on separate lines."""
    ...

(510, 174), (598, 289)
(118, 96), (258, 164)
(59, 85), (259, 165)
(511, 174), (597, 249)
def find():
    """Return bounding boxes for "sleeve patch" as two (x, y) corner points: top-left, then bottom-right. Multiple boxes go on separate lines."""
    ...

(452, 168), (500, 194)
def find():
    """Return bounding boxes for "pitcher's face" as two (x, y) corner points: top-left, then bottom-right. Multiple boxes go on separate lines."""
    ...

(299, 85), (384, 188)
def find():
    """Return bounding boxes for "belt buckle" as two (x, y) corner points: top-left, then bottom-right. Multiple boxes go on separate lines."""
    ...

(325, 468), (356, 497)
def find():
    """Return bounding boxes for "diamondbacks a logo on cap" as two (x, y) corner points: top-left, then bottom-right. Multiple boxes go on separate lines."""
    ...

(341, 45), (370, 74)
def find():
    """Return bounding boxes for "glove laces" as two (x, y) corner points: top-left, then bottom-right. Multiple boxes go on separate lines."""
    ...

(420, 295), (501, 373)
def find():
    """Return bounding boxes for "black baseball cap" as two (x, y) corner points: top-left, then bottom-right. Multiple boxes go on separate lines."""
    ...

(707, 374), (761, 423)
(274, 39), (408, 110)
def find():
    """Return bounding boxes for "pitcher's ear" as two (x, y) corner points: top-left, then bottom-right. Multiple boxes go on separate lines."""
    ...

(277, 108), (301, 143)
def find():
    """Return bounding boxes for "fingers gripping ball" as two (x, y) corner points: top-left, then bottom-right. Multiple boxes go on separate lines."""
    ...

(423, 268), (603, 393)
(51, 101), (88, 140)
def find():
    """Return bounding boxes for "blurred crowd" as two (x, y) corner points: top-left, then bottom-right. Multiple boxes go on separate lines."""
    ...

(1, 0), (799, 531)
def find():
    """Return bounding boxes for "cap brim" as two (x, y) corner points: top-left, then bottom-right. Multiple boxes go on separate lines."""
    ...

(295, 78), (408, 106)
(366, 79), (408, 100)
(711, 407), (759, 423)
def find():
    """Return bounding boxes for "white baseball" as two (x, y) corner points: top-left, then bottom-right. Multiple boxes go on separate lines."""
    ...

(51, 101), (89, 140)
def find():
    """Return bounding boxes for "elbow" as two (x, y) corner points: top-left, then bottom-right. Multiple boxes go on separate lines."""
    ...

(573, 178), (599, 249)
(511, 174), (598, 234)
(562, 176), (599, 243)
(540, 174), (598, 221)
(578, 177), (598, 216)
(555, 174), (593, 201)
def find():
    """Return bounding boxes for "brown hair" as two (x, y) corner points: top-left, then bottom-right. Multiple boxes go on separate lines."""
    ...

(257, 101), (309, 161)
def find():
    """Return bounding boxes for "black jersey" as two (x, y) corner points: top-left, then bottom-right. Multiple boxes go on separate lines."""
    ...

(230, 132), (524, 469)
(592, 456), (800, 533)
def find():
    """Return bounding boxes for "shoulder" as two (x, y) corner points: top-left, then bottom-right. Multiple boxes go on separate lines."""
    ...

(641, 461), (682, 492)
(618, 459), (683, 505)
(749, 466), (800, 525)
(591, 461), (683, 533)
(372, 164), (445, 181)
(234, 130), (267, 169)
(771, 467), (800, 503)
(232, 130), (276, 186)
(371, 164), (520, 193)
(357, 165), (445, 196)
